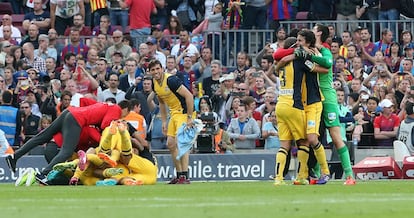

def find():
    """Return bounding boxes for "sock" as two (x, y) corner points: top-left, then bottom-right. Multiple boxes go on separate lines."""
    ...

(182, 171), (188, 178)
(312, 142), (330, 175)
(337, 145), (354, 178)
(176, 172), (181, 178)
(297, 145), (310, 179)
(119, 130), (132, 156)
(312, 163), (321, 178)
(275, 147), (288, 181)
(87, 154), (104, 166)
(99, 128), (112, 154)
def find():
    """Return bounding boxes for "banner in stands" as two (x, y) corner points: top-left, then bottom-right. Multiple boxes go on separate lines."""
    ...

(0, 154), (277, 183)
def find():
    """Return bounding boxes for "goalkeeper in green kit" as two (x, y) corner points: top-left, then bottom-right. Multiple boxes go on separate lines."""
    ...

(300, 24), (356, 185)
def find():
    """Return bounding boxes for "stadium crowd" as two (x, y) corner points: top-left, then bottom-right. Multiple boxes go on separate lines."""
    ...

(0, 0), (414, 185)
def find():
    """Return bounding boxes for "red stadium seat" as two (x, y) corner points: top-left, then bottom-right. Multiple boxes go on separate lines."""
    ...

(0, 2), (13, 15)
(12, 14), (25, 27)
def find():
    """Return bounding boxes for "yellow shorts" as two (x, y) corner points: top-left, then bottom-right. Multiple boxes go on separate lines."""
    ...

(276, 102), (306, 141)
(167, 113), (188, 137)
(304, 102), (323, 135)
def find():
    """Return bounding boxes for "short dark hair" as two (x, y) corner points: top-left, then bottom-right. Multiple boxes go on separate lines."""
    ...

(118, 99), (130, 110)
(406, 101), (414, 115)
(315, 24), (329, 43)
(1, 90), (13, 104)
(148, 59), (163, 70)
(298, 29), (316, 47)
(129, 99), (141, 111)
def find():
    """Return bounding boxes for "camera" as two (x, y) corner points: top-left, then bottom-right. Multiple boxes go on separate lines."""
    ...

(199, 112), (217, 135)
(252, 72), (261, 77)
(376, 65), (384, 71)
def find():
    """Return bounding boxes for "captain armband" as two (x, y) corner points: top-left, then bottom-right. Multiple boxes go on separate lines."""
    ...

(304, 60), (316, 72)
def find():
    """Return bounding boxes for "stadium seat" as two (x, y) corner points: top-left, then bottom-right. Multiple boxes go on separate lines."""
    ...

(0, 2), (13, 15)
(12, 14), (25, 26)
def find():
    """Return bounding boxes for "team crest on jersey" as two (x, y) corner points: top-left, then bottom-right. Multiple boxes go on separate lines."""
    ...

(307, 120), (316, 127)
(328, 112), (337, 121)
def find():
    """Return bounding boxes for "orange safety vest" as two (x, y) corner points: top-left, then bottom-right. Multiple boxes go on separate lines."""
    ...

(214, 129), (223, 153)
(124, 111), (146, 139)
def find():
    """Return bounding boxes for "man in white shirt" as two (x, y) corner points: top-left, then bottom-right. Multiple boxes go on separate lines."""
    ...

(0, 14), (22, 43)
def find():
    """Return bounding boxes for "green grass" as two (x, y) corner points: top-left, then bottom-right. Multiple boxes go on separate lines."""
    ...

(1, 180), (414, 218)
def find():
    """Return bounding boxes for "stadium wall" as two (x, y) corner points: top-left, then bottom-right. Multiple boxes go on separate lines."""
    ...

(0, 149), (394, 183)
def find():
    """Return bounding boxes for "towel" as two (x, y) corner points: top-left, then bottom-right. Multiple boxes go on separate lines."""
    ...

(176, 119), (203, 160)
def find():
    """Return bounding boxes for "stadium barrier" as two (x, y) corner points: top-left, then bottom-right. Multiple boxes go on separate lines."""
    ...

(0, 147), (396, 183)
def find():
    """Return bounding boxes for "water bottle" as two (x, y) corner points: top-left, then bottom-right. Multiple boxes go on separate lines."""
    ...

(352, 134), (358, 148)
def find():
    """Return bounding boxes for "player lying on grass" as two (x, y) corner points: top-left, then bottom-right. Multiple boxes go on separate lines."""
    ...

(51, 119), (157, 186)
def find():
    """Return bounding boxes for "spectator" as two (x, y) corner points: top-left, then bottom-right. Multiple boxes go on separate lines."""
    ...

(119, 0), (157, 46)
(64, 13), (92, 37)
(50, 0), (85, 36)
(400, 30), (414, 52)
(231, 51), (249, 82)
(193, 47), (213, 83)
(374, 98), (400, 146)
(205, 2), (224, 60)
(108, 0), (129, 33)
(378, 0), (400, 32)
(353, 96), (379, 146)
(19, 100), (40, 143)
(85, 48), (99, 72)
(171, 30), (200, 62)
(334, 56), (353, 83)
(92, 15), (115, 36)
(350, 56), (368, 80)
(335, 0), (359, 34)
(22, 0), (51, 35)
(0, 90), (22, 147)
(243, 96), (262, 129)
(330, 41), (340, 60)
(151, 24), (171, 56)
(163, 16), (183, 44)
(89, 0), (110, 28)
(1, 26), (18, 45)
(20, 24), (40, 49)
(119, 57), (140, 92)
(261, 109), (280, 151)
(373, 29), (393, 57)
(34, 34), (58, 61)
(176, 56), (196, 91)
(61, 28), (89, 60)
(339, 31), (353, 58)
(45, 57), (59, 80)
(0, 14), (22, 44)
(268, 0), (292, 40)
(97, 73), (125, 103)
(358, 27), (376, 66)
(241, 0), (266, 52)
(145, 37), (166, 68)
(165, 55), (178, 74)
(384, 42), (403, 73)
(22, 42), (46, 73)
(227, 103), (260, 150)
(56, 52), (76, 74)
(396, 101), (414, 155)
(72, 65), (99, 96)
(105, 30), (132, 63)
(363, 51), (392, 93)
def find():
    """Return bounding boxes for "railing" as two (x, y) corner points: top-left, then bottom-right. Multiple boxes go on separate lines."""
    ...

(280, 19), (414, 43)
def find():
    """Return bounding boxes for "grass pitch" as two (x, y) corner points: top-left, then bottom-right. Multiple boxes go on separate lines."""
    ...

(1, 180), (413, 218)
